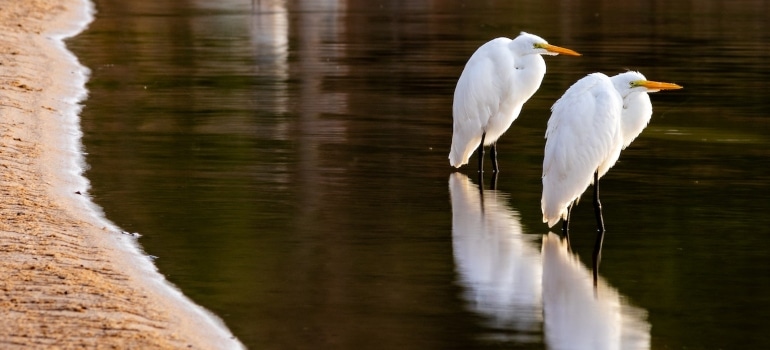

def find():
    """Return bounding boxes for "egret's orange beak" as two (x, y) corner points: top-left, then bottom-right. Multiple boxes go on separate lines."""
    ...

(641, 80), (683, 90)
(543, 44), (581, 56)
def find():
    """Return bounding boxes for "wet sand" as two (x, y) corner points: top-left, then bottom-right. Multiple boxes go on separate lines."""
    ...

(0, 0), (242, 348)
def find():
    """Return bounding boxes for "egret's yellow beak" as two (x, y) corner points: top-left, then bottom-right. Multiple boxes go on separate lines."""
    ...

(640, 80), (683, 90)
(542, 44), (581, 56)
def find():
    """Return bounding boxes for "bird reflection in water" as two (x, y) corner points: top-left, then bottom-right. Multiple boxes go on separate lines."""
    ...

(450, 173), (650, 349)
(450, 173), (542, 343)
(542, 233), (650, 350)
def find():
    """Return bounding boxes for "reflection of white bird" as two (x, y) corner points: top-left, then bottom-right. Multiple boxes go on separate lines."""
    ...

(541, 233), (650, 350)
(449, 173), (542, 342)
(541, 71), (682, 232)
(449, 32), (580, 173)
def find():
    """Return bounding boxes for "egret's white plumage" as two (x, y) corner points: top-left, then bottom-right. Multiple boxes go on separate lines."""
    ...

(541, 73), (623, 227)
(541, 71), (682, 228)
(449, 32), (580, 171)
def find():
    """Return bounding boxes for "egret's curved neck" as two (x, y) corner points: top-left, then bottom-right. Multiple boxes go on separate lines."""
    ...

(512, 53), (547, 103)
(620, 91), (653, 148)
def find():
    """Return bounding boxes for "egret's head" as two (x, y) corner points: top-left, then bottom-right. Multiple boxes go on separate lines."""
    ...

(613, 71), (683, 96)
(515, 32), (581, 57)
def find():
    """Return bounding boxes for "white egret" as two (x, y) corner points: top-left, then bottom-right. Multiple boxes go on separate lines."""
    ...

(541, 71), (682, 235)
(449, 32), (581, 173)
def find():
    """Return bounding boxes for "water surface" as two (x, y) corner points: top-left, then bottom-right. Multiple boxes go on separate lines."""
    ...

(69, 0), (770, 348)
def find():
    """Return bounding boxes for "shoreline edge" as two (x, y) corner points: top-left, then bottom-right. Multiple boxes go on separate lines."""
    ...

(0, 0), (244, 348)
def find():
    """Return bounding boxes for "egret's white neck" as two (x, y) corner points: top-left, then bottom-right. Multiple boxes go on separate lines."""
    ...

(511, 53), (547, 104)
(620, 91), (653, 148)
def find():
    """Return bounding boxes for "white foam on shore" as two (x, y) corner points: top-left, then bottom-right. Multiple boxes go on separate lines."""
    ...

(45, 1), (245, 348)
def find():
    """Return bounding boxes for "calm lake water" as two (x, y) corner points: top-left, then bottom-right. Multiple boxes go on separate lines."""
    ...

(68, 0), (770, 348)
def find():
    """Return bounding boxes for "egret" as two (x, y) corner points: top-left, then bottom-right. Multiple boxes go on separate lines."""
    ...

(541, 71), (682, 234)
(449, 32), (581, 173)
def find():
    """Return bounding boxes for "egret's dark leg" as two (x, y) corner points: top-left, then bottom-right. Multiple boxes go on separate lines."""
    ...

(592, 170), (605, 287)
(490, 142), (499, 173)
(561, 203), (573, 251)
(561, 204), (572, 236)
(490, 170), (499, 190)
(593, 170), (605, 233)
(477, 133), (487, 173)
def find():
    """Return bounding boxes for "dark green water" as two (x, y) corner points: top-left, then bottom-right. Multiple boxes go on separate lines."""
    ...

(68, 0), (770, 348)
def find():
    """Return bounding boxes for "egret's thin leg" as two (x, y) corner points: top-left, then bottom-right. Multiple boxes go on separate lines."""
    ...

(477, 133), (486, 173)
(490, 171), (499, 191)
(490, 143), (499, 173)
(592, 170), (605, 287)
(562, 204), (572, 251)
(593, 170), (605, 233)
(561, 204), (572, 235)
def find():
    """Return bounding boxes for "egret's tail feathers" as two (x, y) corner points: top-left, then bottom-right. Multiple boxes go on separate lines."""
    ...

(541, 198), (569, 228)
(543, 215), (560, 228)
(542, 210), (562, 228)
(449, 131), (483, 168)
(448, 144), (474, 168)
(448, 150), (466, 168)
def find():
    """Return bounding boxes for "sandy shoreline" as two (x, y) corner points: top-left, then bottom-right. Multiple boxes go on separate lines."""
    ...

(0, 0), (242, 348)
